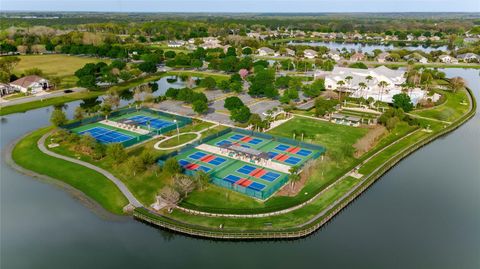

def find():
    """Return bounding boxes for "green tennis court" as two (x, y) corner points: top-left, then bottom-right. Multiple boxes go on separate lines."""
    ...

(164, 129), (324, 200)
(173, 147), (289, 200)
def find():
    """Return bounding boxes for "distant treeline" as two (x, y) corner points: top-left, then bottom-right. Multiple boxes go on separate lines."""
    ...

(2, 12), (479, 34)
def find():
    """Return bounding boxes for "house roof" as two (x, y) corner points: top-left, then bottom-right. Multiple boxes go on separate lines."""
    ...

(304, 49), (317, 55)
(351, 52), (365, 59)
(326, 66), (406, 89)
(258, 47), (275, 53)
(10, 75), (46, 88)
(377, 52), (390, 59)
(457, 53), (480, 59)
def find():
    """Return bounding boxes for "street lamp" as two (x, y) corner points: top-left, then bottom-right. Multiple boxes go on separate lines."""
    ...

(174, 119), (179, 143)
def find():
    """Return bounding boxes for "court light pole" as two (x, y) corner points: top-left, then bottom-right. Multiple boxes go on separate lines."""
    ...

(174, 119), (179, 143)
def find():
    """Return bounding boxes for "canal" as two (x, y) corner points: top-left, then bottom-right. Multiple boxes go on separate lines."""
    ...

(286, 40), (448, 53)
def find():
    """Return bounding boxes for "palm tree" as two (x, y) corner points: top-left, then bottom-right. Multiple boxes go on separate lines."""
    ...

(345, 75), (353, 89)
(358, 82), (367, 99)
(288, 166), (301, 193)
(365, 75), (373, 84)
(377, 80), (389, 105)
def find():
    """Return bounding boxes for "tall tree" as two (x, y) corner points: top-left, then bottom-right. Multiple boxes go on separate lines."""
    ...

(50, 108), (67, 127)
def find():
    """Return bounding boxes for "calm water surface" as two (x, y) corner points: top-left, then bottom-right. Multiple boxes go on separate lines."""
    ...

(1, 69), (479, 269)
(288, 41), (448, 53)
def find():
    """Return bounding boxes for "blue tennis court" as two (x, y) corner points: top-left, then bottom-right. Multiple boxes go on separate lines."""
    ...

(179, 159), (211, 172)
(230, 134), (244, 140)
(237, 165), (256, 175)
(188, 151), (207, 160)
(268, 152), (278, 158)
(223, 174), (241, 184)
(248, 182), (266, 191)
(79, 127), (133, 144)
(285, 156), (302, 165)
(209, 157), (226, 166)
(216, 140), (232, 147)
(128, 115), (174, 130)
(274, 144), (290, 151)
(249, 138), (263, 145)
(260, 172), (280, 182)
(297, 149), (312, 156)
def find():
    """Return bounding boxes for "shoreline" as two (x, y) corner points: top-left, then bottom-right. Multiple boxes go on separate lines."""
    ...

(3, 130), (130, 222)
(132, 86), (476, 239)
(6, 86), (476, 240)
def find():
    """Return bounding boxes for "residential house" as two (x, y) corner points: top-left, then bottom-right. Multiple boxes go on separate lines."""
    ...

(464, 37), (480, 44)
(376, 52), (391, 63)
(404, 53), (428, 64)
(430, 36), (441, 41)
(167, 40), (185, 48)
(325, 49), (341, 61)
(352, 33), (363, 40)
(247, 32), (261, 39)
(294, 30), (306, 37)
(438, 55), (458, 64)
(350, 52), (365, 62)
(201, 37), (222, 49)
(257, 47), (278, 57)
(0, 83), (15, 97)
(417, 36), (428, 42)
(406, 34), (415, 41)
(284, 48), (296, 57)
(10, 75), (50, 94)
(457, 53), (480, 63)
(303, 49), (318, 59)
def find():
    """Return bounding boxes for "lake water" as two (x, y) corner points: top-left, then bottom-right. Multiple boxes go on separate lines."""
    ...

(1, 69), (479, 269)
(287, 41), (448, 53)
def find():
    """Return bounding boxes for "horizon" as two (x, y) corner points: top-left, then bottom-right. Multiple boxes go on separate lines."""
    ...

(3, 0), (480, 13)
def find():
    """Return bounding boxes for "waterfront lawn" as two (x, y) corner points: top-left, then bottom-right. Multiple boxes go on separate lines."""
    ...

(12, 128), (128, 214)
(14, 55), (109, 88)
(179, 117), (368, 212)
(167, 176), (361, 230)
(412, 88), (470, 122)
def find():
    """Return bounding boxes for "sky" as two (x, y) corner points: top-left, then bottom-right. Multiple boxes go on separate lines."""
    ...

(2, 0), (480, 13)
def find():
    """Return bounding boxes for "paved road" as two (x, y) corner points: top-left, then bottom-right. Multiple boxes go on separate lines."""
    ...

(38, 131), (143, 208)
(0, 88), (86, 107)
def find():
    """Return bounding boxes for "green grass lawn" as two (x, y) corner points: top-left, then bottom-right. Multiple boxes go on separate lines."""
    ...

(14, 55), (109, 88)
(157, 133), (198, 148)
(180, 117), (369, 213)
(268, 116), (368, 150)
(12, 128), (128, 214)
(412, 88), (470, 122)
(167, 176), (361, 231)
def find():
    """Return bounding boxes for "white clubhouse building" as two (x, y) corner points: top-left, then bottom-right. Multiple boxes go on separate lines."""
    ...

(320, 66), (427, 104)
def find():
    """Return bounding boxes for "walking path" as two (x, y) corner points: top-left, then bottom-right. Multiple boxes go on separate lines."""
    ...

(406, 113), (452, 124)
(153, 123), (219, 150)
(154, 132), (201, 150)
(38, 131), (143, 208)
